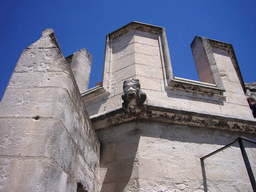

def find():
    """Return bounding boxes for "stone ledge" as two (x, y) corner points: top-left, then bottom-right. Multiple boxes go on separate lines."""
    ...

(81, 86), (108, 102)
(108, 21), (162, 40)
(169, 77), (225, 97)
(91, 104), (256, 134)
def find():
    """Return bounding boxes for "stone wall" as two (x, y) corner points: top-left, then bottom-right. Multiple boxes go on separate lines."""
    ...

(0, 29), (99, 192)
(83, 22), (253, 121)
(97, 120), (256, 192)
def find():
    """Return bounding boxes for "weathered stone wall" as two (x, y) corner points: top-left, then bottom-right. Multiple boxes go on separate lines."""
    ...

(0, 29), (99, 191)
(97, 120), (256, 192)
(83, 22), (253, 121)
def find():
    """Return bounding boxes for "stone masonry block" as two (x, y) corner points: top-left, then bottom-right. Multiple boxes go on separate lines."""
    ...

(100, 157), (139, 184)
(0, 88), (93, 155)
(225, 91), (250, 106)
(113, 64), (136, 83)
(137, 75), (162, 92)
(134, 53), (162, 68)
(133, 30), (159, 47)
(135, 64), (163, 79)
(223, 80), (246, 94)
(219, 102), (253, 119)
(112, 31), (135, 53)
(14, 48), (70, 74)
(8, 71), (73, 90)
(0, 157), (76, 192)
(134, 43), (160, 56)
(0, 118), (78, 177)
(70, 48), (92, 93)
(113, 43), (135, 61)
(112, 53), (135, 72)
(6, 70), (88, 135)
(75, 154), (97, 192)
(112, 30), (158, 53)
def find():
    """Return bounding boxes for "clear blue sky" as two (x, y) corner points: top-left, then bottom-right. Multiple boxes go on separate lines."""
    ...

(0, 0), (255, 100)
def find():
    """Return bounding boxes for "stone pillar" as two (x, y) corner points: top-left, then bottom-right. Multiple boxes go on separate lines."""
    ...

(66, 48), (92, 93)
(191, 36), (252, 119)
(191, 36), (224, 88)
(0, 29), (99, 191)
(102, 22), (169, 95)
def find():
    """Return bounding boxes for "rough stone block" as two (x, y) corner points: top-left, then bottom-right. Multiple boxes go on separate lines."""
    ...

(112, 31), (135, 53)
(75, 154), (97, 192)
(0, 157), (76, 192)
(112, 53), (135, 72)
(133, 30), (159, 46)
(225, 91), (250, 106)
(134, 43), (160, 56)
(134, 52), (162, 68)
(69, 48), (92, 93)
(219, 102), (253, 119)
(14, 48), (70, 74)
(222, 78), (245, 94)
(0, 87), (94, 155)
(100, 157), (139, 184)
(113, 64), (136, 82)
(0, 118), (78, 177)
(135, 64), (163, 79)
(137, 75), (162, 91)
(113, 43), (135, 61)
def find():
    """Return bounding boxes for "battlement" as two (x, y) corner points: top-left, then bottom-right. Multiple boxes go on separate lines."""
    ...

(82, 21), (253, 121)
(1, 22), (255, 192)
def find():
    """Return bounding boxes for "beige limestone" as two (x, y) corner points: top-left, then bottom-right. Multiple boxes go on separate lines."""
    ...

(1, 21), (255, 192)
(0, 28), (99, 192)
(97, 121), (256, 192)
(67, 48), (92, 94)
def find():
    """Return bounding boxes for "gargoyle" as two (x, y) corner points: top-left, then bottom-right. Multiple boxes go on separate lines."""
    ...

(122, 78), (147, 114)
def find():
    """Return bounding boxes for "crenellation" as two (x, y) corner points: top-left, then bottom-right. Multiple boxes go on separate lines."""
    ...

(1, 21), (255, 192)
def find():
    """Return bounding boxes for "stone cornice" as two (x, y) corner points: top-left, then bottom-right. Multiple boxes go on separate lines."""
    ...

(169, 77), (225, 97)
(91, 104), (256, 134)
(81, 85), (108, 102)
(108, 21), (163, 40)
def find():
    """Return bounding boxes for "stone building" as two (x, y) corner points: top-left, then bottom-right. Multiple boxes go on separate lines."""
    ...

(245, 82), (256, 100)
(0, 21), (256, 192)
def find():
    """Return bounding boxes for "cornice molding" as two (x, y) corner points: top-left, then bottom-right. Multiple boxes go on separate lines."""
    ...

(91, 104), (256, 134)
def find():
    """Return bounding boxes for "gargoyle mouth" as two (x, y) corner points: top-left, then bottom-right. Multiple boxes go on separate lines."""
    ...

(127, 92), (136, 99)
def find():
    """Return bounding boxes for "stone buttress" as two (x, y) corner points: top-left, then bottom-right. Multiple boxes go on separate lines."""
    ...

(0, 29), (99, 192)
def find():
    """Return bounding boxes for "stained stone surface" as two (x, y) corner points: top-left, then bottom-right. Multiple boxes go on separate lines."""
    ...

(0, 29), (99, 192)
(1, 22), (256, 192)
(66, 48), (92, 94)
(96, 121), (256, 192)
(83, 22), (253, 121)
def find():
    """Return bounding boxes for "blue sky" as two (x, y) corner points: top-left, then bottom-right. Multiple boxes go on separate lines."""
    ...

(0, 0), (255, 100)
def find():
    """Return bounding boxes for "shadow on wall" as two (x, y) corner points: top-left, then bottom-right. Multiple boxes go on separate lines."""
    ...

(97, 120), (256, 192)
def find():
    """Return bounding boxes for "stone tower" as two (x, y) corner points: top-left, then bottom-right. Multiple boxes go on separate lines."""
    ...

(1, 22), (256, 191)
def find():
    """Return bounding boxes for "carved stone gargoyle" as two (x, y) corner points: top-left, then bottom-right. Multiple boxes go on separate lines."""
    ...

(122, 78), (147, 115)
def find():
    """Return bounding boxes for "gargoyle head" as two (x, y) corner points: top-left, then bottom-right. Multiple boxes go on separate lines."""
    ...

(122, 78), (147, 113)
(123, 78), (140, 101)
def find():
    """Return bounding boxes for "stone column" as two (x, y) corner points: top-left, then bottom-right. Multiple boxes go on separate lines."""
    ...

(191, 36), (252, 119)
(66, 48), (92, 93)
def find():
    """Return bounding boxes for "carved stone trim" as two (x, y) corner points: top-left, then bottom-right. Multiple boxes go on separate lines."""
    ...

(91, 105), (256, 134)
(169, 77), (225, 97)
(108, 21), (162, 40)
(81, 85), (107, 102)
